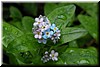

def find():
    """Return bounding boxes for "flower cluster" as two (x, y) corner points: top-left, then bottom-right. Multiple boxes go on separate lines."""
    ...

(41, 50), (58, 63)
(32, 15), (61, 44)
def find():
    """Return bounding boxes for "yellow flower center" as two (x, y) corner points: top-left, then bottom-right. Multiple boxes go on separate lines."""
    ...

(54, 27), (56, 30)
(38, 22), (40, 24)
(52, 54), (54, 57)
(46, 32), (49, 35)
(37, 32), (40, 35)
(42, 26), (45, 29)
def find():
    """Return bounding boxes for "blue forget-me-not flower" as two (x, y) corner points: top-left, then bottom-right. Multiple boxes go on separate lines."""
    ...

(32, 15), (61, 44)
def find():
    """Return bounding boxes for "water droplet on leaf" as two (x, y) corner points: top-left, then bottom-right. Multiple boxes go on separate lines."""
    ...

(5, 27), (8, 30)
(93, 33), (97, 39)
(77, 60), (89, 64)
(57, 15), (66, 20)
(64, 62), (67, 65)
(69, 50), (74, 53)
(80, 51), (85, 56)
(86, 52), (89, 54)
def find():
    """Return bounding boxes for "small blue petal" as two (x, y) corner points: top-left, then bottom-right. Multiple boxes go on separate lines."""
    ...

(43, 35), (47, 39)
(50, 31), (54, 35)
(43, 39), (47, 44)
(38, 39), (42, 43)
(50, 26), (53, 30)
(50, 24), (55, 29)
(47, 28), (50, 32)
(52, 24), (55, 27)
(56, 27), (58, 30)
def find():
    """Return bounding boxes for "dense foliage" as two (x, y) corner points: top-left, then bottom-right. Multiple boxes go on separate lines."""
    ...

(3, 3), (98, 65)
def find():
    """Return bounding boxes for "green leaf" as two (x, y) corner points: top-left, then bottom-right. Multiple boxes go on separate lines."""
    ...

(22, 16), (34, 33)
(10, 16), (34, 33)
(32, 55), (43, 64)
(3, 22), (23, 48)
(56, 47), (98, 65)
(16, 58), (25, 64)
(47, 5), (76, 28)
(10, 6), (22, 21)
(12, 53), (26, 64)
(78, 15), (98, 42)
(7, 34), (43, 64)
(7, 34), (39, 53)
(76, 3), (98, 17)
(44, 3), (58, 16)
(3, 22), (43, 64)
(58, 27), (88, 45)
(10, 21), (23, 31)
(8, 53), (19, 65)
(44, 3), (71, 16)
